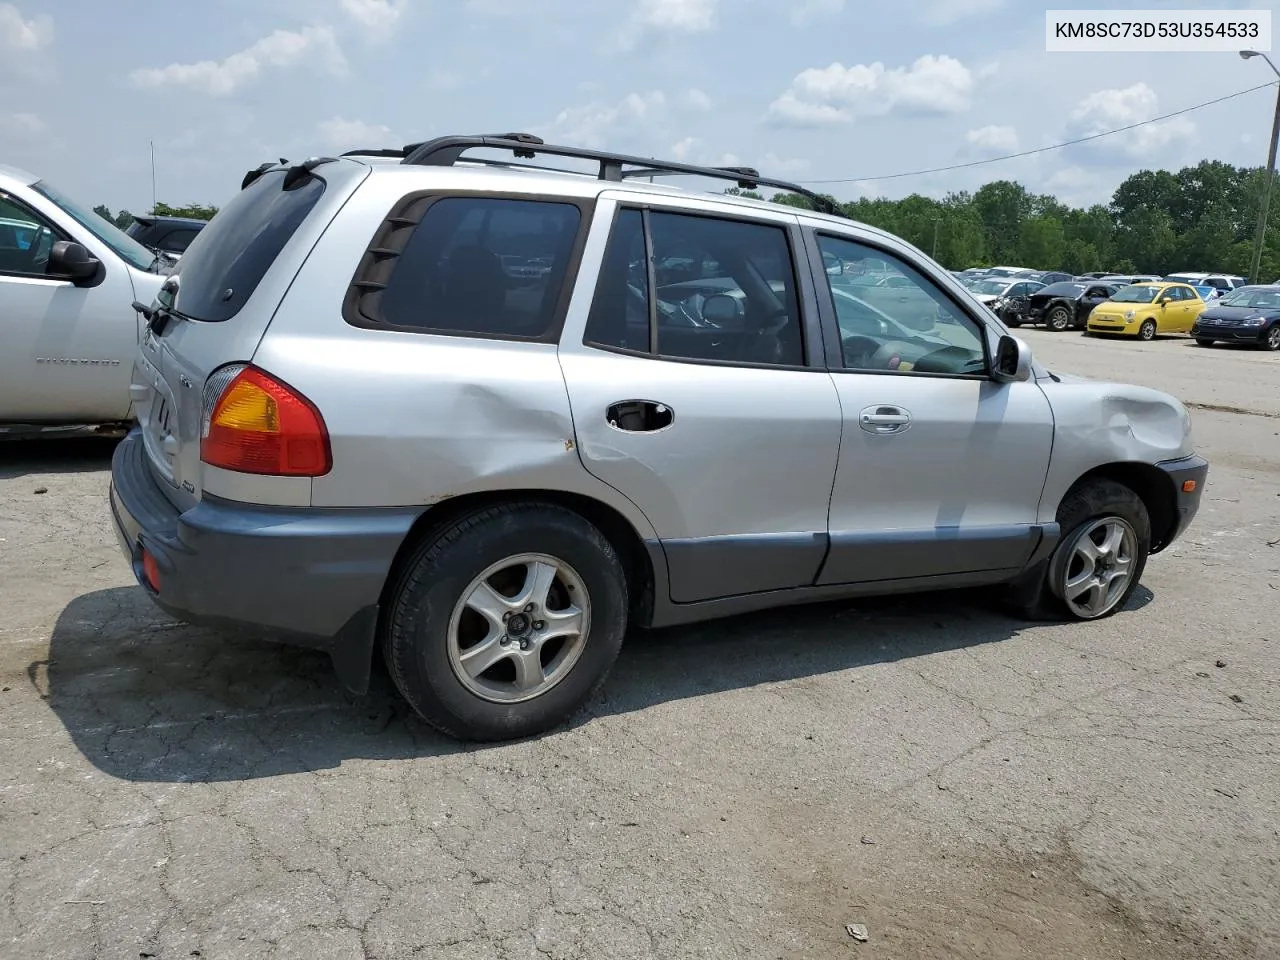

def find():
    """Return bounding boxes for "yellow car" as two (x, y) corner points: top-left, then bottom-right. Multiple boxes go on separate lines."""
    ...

(1085, 282), (1208, 340)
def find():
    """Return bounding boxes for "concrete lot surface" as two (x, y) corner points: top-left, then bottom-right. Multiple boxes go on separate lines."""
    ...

(1, 328), (1277, 959)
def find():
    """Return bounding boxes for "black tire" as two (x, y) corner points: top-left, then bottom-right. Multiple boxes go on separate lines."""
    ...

(1007, 478), (1151, 622)
(382, 502), (628, 741)
(1046, 304), (1072, 331)
(1195, 338), (1215, 347)
(1262, 325), (1280, 351)
(1004, 318), (1022, 328)
(1138, 319), (1157, 341)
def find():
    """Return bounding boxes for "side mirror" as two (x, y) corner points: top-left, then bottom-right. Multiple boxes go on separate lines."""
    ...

(700, 293), (744, 328)
(993, 334), (1032, 383)
(48, 240), (101, 285)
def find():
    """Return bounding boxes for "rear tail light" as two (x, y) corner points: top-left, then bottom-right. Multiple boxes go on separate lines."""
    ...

(141, 548), (161, 592)
(200, 365), (331, 476)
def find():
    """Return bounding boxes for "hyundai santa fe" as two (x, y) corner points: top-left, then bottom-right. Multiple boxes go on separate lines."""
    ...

(109, 133), (1209, 741)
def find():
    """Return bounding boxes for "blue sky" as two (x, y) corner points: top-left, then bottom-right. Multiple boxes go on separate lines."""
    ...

(2, 0), (1276, 215)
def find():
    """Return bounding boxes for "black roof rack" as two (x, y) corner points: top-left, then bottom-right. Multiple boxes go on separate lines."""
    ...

(340, 148), (407, 158)
(397, 132), (839, 215)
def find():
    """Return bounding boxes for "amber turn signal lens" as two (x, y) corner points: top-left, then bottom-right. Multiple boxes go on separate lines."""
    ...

(1182, 480), (1197, 493)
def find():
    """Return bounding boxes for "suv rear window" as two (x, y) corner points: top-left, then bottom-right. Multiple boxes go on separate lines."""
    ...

(172, 169), (326, 323)
(348, 195), (588, 341)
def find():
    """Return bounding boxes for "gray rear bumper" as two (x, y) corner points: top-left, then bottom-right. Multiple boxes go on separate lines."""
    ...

(108, 429), (423, 693)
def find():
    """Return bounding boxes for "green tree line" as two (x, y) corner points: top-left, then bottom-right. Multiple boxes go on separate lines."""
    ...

(92, 202), (220, 231)
(740, 159), (1279, 281)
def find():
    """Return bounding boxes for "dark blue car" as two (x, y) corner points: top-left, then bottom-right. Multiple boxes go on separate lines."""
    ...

(1191, 284), (1280, 351)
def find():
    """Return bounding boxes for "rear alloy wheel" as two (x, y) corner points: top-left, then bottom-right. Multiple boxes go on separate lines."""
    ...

(382, 503), (628, 741)
(1046, 304), (1073, 332)
(1138, 319), (1157, 341)
(1263, 325), (1280, 351)
(1007, 478), (1150, 622)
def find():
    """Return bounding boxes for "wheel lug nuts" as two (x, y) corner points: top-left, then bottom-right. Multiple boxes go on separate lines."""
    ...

(502, 612), (511, 621)
(519, 640), (530, 651)
(524, 604), (535, 613)
(499, 635), (510, 646)
(534, 621), (545, 631)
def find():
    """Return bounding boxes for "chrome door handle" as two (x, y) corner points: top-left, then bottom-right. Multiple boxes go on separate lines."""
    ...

(859, 405), (912, 435)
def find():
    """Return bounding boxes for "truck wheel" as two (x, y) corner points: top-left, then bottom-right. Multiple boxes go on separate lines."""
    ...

(1138, 319), (1157, 341)
(1007, 478), (1151, 622)
(382, 503), (628, 741)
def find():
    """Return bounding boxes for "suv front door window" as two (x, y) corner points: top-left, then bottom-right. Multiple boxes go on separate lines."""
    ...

(810, 230), (1056, 585)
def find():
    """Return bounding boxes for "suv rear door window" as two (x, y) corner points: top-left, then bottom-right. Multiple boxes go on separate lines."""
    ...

(375, 196), (584, 340)
(172, 169), (326, 322)
(585, 207), (805, 367)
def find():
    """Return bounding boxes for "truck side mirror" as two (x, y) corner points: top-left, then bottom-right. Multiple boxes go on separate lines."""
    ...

(48, 241), (102, 286)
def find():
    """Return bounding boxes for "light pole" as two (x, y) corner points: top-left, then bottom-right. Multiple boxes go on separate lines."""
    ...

(1240, 50), (1280, 284)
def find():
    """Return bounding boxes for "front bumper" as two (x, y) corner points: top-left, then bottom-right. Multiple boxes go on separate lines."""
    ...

(108, 429), (423, 693)
(1153, 453), (1209, 551)
(1087, 318), (1136, 335)
(1191, 321), (1268, 343)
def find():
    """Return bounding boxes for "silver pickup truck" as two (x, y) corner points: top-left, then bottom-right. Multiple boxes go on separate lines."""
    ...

(0, 164), (171, 435)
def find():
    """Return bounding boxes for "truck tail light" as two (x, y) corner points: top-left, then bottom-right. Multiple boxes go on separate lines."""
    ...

(200, 365), (331, 476)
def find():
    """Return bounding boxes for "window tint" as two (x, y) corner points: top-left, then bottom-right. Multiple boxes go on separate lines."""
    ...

(173, 169), (326, 323)
(819, 234), (988, 376)
(379, 197), (582, 339)
(0, 195), (62, 276)
(585, 208), (804, 366)
(164, 229), (199, 253)
(584, 209), (650, 352)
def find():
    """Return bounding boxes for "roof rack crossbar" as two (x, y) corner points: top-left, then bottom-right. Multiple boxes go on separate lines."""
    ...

(399, 133), (838, 215)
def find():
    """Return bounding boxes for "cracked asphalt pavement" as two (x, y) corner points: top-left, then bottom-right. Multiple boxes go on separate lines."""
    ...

(2, 329), (1278, 959)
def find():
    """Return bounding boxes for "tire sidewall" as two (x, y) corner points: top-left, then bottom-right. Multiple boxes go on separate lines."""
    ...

(1266, 325), (1280, 350)
(1139, 319), (1156, 341)
(1049, 481), (1152, 619)
(387, 507), (628, 740)
(1048, 305), (1070, 331)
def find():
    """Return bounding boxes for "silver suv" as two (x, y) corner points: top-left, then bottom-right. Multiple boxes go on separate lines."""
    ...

(109, 133), (1209, 741)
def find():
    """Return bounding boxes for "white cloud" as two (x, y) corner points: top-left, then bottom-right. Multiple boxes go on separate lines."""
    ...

(767, 54), (974, 126)
(340, 0), (404, 38)
(1063, 82), (1195, 160)
(965, 124), (1018, 154)
(130, 25), (346, 96)
(918, 0), (1005, 26)
(790, 0), (843, 26)
(541, 90), (666, 147)
(671, 137), (696, 160)
(618, 0), (716, 48)
(635, 0), (715, 32)
(683, 88), (712, 111)
(318, 116), (396, 150)
(5, 110), (46, 140)
(0, 3), (51, 53)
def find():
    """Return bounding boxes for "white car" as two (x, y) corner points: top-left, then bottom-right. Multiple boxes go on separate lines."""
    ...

(1164, 271), (1248, 295)
(0, 164), (170, 434)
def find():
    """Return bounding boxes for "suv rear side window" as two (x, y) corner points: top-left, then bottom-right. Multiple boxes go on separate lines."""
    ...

(370, 196), (585, 340)
(173, 170), (326, 323)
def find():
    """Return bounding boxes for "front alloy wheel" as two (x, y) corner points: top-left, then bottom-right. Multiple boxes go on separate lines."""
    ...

(1046, 305), (1072, 331)
(1264, 325), (1280, 351)
(1056, 516), (1138, 619)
